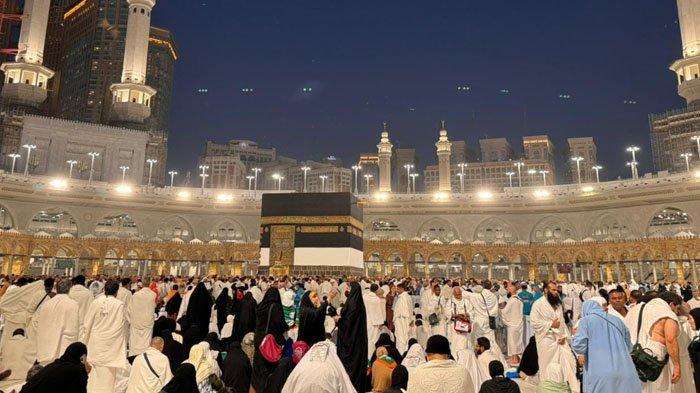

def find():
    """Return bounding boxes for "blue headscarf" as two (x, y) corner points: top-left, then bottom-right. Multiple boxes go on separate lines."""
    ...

(581, 299), (603, 318)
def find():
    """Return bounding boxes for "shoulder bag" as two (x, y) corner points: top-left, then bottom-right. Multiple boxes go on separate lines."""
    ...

(452, 302), (472, 333)
(259, 305), (283, 363)
(481, 293), (497, 330)
(629, 303), (669, 382)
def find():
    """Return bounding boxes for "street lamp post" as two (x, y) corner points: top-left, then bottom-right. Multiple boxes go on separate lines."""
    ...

(626, 146), (640, 179)
(8, 153), (20, 175)
(146, 159), (157, 186)
(410, 173), (419, 193)
(351, 165), (361, 194)
(514, 161), (524, 188)
(527, 169), (537, 186)
(364, 174), (373, 195)
(403, 164), (413, 194)
(168, 170), (178, 187)
(457, 163), (467, 193)
(539, 170), (549, 186)
(272, 173), (284, 191)
(119, 165), (129, 183)
(22, 144), (36, 176)
(87, 152), (99, 183)
(505, 171), (515, 188)
(301, 166), (311, 193)
(66, 160), (78, 179)
(626, 161), (637, 179)
(592, 165), (602, 183)
(681, 153), (693, 172)
(319, 175), (328, 192)
(199, 165), (209, 194)
(571, 156), (584, 184)
(692, 135), (700, 156)
(246, 175), (254, 191)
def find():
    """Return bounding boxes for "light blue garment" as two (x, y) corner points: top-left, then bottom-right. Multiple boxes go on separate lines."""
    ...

(571, 300), (642, 393)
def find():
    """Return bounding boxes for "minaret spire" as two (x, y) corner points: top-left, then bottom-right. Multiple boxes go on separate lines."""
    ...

(672, 0), (700, 106)
(377, 122), (393, 192)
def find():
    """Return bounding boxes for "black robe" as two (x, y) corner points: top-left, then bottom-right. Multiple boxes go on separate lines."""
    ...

(337, 282), (368, 393)
(296, 291), (328, 347)
(185, 283), (212, 333)
(221, 342), (252, 393)
(251, 289), (288, 393)
(231, 292), (257, 343)
(20, 342), (88, 393)
(215, 288), (231, 332)
(384, 365), (409, 393)
(517, 336), (538, 376)
(263, 358), (294, 393)
(161, 363), (198, 393)
(165, 292), (182, 316)
(161, 330), (186, 374)
(153, 316), (176, 339)
(478, 377), (521, 393)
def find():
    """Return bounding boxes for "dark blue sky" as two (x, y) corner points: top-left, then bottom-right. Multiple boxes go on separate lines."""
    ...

(152, 0), (682, 180)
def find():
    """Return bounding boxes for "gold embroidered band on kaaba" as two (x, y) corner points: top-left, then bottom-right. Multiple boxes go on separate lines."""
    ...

(260, 215), (364, 231)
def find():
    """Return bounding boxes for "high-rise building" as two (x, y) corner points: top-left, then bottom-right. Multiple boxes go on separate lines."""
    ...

(201, 140), (277, 172)
(450, 140), (468, 164)
(0, 0), (22, 66)
(357, 153), (379, 193)
(523, 135), (557, 184)
(199, 154), (247, 189)
(287, 161), (351, 193)
(479, 138), (513, 162)
(566, 137), (598, 183)
(650, 0), (700, 173)
(392, 148), (417, 193)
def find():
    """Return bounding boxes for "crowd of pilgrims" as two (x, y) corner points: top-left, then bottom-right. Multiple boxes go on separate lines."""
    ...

(0, 275), (699, 393)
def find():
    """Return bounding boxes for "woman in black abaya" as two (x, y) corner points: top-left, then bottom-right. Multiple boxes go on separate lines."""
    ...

(185, 282), (212, 334)
(251, 288), (288, 393)
(21, 342), (89, 393)
(231, 292), (257, 343)
(160, 330), (185, 374)
(336, 282), (368, 393)
(221, 342), (252, 393)
(297, 290), (329, 346)
(214, 288), (231, 333)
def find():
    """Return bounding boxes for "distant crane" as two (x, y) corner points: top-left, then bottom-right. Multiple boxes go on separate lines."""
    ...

(0, 0), (22, 56)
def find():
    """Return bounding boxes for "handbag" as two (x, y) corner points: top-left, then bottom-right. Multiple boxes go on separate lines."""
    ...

(428, 313), (440, 326)
(481, 293), (497, 330)
(630, 303), (669, 382)
(452, 303), (472, 333)
(259, 305), (283, 363)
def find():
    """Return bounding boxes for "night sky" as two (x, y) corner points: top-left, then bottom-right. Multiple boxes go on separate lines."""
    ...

(152, 0), (682, 180)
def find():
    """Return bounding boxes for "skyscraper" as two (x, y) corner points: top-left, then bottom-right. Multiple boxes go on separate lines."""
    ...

(392, 147), (418, 193)
(565, 137), (598, 183)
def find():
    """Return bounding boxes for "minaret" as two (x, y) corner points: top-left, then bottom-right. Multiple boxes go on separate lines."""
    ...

(672, 0), (700, 106)
(0, 0), (55, 108)
(377, 123), (393, 192)
(436, 121), (452, 192)
(110, 0), (157, 124)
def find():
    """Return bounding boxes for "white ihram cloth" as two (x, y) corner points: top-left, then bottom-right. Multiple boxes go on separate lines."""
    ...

(35, 294), (80, 364)
(530, 297), (579, 393)
(393, 291), (413, 354)
(116, 287), (133, 314)
(364, 292), (384, 359)
(1, 333), (34, 381)
(445, 297), (473, 355)
(127, 288), (156, 357)
(126, 347), (173, 393)
(500, 296), (524, 356)
(402, 343), (426, 374)
(455, 349), (488, 393)
(0, 280), (45, 355)
(406, 359), (474, 393)
(688, 297), (700, 310)
(69, 284), (94, 339)
(466, 289), (501, 352)
(84, 295), (129, 393)
(282, 341), (355, 393)
(426, 294), (448, 337)
(624, 298), (679, 393)
(220, 315), (234, 340)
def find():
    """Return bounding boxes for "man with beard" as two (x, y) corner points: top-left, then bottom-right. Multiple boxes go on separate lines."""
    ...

(445, 286), (473, 355)
(530, 281), (579, 392)
(426, 284), (448, 337)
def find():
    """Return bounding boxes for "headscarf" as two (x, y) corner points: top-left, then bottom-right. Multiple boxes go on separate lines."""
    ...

(161, 363), (198, 393)
(536, 363), (572, 393)
(165, 291), (182, 316)
(297, 291), (327, 347)
(221, 342), (252, 393)
(186, 283), (212, 333)
(182, 324), (204, 357)
(690, 308), (700, 330)
(337, 282), (368, 393)
(401, 343), (426, 371)
(161, 330), (186, 374)
(19, 342), (88, 393)
(581, 299), (603, 317)
(149, 281), (160, 301)
(251, 287), (288, 392)
(185, 342), (216, 383)
(589, 296), (607, 309)
(215, 288), (231, 332)
(231, 292), (257, 343)
(371, 333), (403, 365)
(385, 365), (409, 393)
(153, 315), (176, 339)
(518, 336), (539, 376)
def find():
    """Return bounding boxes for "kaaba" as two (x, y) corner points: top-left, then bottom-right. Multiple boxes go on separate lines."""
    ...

(259, 192), (364, 276)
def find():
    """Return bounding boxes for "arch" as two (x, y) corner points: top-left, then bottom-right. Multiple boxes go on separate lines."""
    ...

(365, 218), (404, 240)
(428, 252), (445, 262)
(530, 216), (577, 243)
(473, 218), (518, 244)
(208, 219), (247, 243)
(417, 217), (459, 243)
(449, 253), (466, 263)
(27, 208), (78, 236)
(648, 207), (693, 237)
(588, 214), (631, 240)
(156, 216), (195, 241)
(95, 213), (139, 238)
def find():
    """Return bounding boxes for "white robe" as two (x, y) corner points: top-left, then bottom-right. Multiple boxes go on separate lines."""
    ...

(282, 341), (356, 393)
(466, 290), (500, 351)
(500, 296), (524, 356)
(687, 297), (700, 310)
(393, 292), (413, 354)
(530, 297), (579, 393)
(249, 286), (263, 304)
(126, 347), (173, 393)
(456, 349), (488, 393)
(69, 284), (94, 338)
(406, 359), (474, 393)
(220, 315), (234, 340)
(1, 334), (34, 381)
(476, 350), (505, 382)
(0, 280), (45, 355)
(116, 287), (133, 313)
(364, 292), (384, 359)
(426, 294), (448, 337)
(84, 296), (128, 369)
(35, 294), (80, 364)
(127, 288), (156, 357)
(445, 297), (473, 355)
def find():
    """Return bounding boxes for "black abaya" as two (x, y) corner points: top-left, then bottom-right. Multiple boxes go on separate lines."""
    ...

(215, 288), (231, 332)
(153, 316), (176, 339)
(20, 342), (88, 393)
(161, 330), (186, 374)
(337, 282), (368, 393)
(185, 283), (212, 333)
(221, 342), (252, 393)
(251, 288), (288, 393)
(263, 358), (294, 393)
(165, 292), (182, 317)
(231, 292), (257, 343)
(517, 336), (538, 376)
(296, 291), (328, 347)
